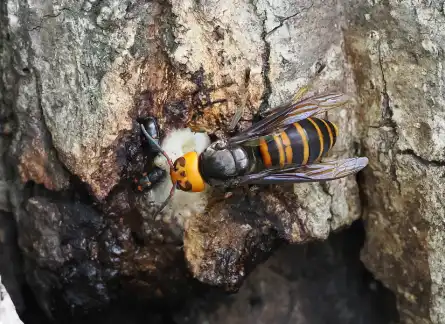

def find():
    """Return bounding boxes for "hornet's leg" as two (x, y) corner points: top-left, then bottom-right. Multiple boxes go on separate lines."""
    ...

(213, 129), (230, 150)
(228, 105), (244, 131)
(259, 84), (311, 119)
(292, 84), (310, 103)
(215, 103), (246, 149)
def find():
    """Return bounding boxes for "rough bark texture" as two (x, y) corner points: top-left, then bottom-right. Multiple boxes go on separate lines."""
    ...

(177, 222), (399, 324)
(0, 0), (443, 323)
(344, 1), (445, 323)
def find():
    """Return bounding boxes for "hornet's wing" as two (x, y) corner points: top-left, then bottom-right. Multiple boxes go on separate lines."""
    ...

(228, 93), (351, 146)
(234, 157), (368, 185)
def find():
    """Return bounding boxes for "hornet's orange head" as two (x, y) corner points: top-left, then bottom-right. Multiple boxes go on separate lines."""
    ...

(170, 152), (205, 192)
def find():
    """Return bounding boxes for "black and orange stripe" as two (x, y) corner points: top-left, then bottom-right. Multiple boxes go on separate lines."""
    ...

(258, 117), (338, 168)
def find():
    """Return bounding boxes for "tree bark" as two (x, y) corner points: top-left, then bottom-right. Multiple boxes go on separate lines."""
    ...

(1, 0), (444, 323)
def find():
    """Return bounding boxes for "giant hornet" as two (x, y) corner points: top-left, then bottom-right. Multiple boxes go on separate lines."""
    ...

(140, 91), (369, 215)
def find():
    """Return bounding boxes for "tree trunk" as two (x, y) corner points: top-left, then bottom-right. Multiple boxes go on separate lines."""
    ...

(1, 0), (443, 323)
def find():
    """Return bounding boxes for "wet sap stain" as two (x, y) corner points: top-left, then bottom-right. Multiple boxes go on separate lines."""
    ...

(19, 175), (204, 322)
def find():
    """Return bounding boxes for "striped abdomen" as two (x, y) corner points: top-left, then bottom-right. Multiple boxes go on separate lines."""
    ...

(258, 117), (338, 168)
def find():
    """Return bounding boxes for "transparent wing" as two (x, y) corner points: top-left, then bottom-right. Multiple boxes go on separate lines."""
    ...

(228, 93), (351, 146)
(236, 157), (368, 185)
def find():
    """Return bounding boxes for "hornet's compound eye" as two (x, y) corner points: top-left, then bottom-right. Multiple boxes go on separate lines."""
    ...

(174, 156), (186, 169)
(176, 180), (192, 191)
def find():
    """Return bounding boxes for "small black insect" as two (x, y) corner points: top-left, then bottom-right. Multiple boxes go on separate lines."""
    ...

(139, 116), (161, 154)
(133, 166), (166, 192)
(133, 116), (167, 192)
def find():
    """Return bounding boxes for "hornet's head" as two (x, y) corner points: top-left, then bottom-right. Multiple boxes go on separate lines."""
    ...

(170, 152), (205, 192)
(139, 123), (208, 218)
